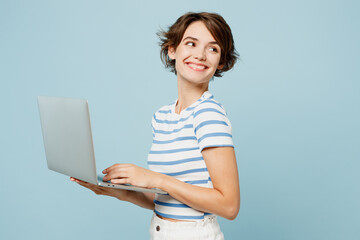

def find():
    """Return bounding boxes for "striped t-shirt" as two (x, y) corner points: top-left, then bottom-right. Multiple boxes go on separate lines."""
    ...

(147, 91), (234, 220)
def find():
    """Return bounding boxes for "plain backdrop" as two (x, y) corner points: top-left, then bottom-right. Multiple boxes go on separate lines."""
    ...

(0, 0), (359, 239)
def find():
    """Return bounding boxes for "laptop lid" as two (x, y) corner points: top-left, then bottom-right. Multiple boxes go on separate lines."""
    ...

(38, 96), (98, 185)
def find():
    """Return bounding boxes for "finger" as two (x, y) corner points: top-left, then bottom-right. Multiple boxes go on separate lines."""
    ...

(76, 180), (90, 187)
(102, 163), (122, 174)
(111, 178), (129, 185)
(77, 181), (98, 190)
(76, 182), (103, 194)
(103, 163), (132, 174)
(70, 177), (86, 183)
(70, 177), (83, 182)
(75, 179), (87, 184)
(74, 179), (96, 187)
(103, 169), (129, 181)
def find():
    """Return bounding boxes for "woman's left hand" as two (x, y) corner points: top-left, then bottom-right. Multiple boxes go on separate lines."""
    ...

(70, 177), (130, 200)
(102, 164), (161, 189)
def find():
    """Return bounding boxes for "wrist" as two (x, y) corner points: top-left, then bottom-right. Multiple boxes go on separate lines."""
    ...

(116, 189), (130, 201)
(155, 172), (167, 191)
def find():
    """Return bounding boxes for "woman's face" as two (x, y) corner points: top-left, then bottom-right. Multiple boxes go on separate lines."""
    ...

(168, 21), (222, 86)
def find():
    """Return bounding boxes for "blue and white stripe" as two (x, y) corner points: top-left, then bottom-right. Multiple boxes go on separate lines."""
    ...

(148, 91), (234, 220)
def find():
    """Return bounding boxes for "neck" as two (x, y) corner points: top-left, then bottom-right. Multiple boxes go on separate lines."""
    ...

(175, 78), (209, 114)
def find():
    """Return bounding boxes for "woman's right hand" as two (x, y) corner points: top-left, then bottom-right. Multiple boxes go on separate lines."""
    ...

(70, 177), (129, 201)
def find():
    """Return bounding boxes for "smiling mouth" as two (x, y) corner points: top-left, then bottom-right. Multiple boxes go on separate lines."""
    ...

(186, 62), (208, 71)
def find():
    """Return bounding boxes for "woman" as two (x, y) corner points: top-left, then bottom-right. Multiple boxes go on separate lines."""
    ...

(71, 12), (240, 240)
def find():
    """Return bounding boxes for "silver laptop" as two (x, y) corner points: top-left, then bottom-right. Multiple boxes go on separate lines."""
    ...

(37, 96), (166, 194)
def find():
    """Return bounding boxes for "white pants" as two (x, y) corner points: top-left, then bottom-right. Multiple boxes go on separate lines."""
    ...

(149, 214), (224, 240)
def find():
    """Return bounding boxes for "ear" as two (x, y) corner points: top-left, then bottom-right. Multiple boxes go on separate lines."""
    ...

(217, 64), (224, 70)
(168, 46), (176, 60)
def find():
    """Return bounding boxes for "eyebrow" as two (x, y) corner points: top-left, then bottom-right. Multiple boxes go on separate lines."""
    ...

(182, 36), (219, 46)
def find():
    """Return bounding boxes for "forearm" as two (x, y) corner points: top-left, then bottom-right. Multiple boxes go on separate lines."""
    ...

(72, 177), (155, 210)
(120, 191), (155, 210)
(158, 174), (240, 220)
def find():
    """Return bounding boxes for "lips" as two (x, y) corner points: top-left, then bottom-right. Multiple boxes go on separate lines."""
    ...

(186, 62), (208, 71)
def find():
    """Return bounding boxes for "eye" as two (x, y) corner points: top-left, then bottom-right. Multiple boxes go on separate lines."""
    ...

(209, 47), (219, 53)
(186, 41), (195, 47)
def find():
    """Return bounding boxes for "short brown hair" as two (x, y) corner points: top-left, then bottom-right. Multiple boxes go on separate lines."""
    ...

(158, 12), (239, 77)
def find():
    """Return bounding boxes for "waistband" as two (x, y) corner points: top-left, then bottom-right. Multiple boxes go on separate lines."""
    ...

(152, 213), (217, 227)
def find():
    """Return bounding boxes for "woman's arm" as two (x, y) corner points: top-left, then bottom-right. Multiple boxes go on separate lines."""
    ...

(167, 147), (240, 220)
(70, 177), (155, 210)
(161, 147), (240, 220)
(105, 146), (240, 220)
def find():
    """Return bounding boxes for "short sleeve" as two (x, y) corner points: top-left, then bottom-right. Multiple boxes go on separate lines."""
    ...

(151, 114), (156, 138)
(193, 101), (234, 152)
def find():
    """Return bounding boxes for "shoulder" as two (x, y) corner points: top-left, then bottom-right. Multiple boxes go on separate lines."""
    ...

(151, 102), (175, 128)
(152, 102), (173, 118)
(155, 102), (173, 114)
(192, 96), (234, 151)
(193, 96), (228, 119)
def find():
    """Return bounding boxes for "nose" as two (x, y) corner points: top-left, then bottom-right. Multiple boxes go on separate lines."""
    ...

(194, 48), (206, 61)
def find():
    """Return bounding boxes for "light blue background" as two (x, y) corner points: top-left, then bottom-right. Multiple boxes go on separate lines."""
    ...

(1, 0), (359, 239)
